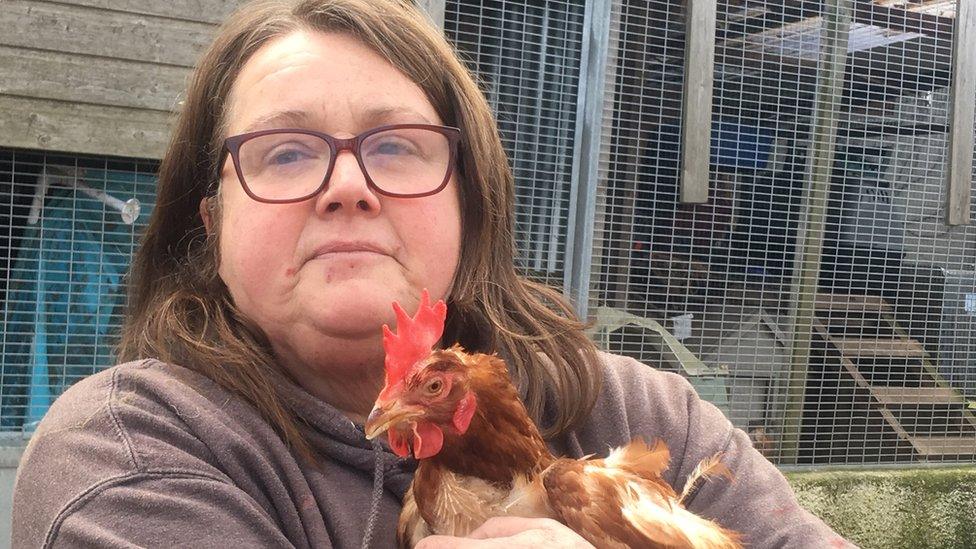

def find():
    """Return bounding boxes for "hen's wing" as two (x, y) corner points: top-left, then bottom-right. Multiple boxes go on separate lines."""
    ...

(542, 438), (741, 549)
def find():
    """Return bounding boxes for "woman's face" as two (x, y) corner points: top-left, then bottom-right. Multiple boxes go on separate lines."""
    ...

(213, 31), (462, 382)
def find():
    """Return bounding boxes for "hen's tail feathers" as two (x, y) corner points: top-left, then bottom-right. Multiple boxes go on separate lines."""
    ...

(607, 437), (671, 480)
(678, 452), (734, 506)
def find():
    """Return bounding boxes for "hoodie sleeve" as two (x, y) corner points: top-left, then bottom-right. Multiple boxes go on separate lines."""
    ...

(590, 353), (857, 549)
(36, 474), (296, 549)
(11, 363), (306, 549)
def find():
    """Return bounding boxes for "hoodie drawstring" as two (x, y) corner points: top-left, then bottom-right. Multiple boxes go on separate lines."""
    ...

(361, 439), (386, 549)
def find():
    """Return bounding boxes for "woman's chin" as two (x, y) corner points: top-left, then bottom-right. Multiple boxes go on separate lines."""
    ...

(301, 285), (413, 335)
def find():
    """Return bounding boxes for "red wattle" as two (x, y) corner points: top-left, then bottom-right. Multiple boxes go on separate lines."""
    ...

(388, 429), (411, 458)
(412, 421), (444, 459)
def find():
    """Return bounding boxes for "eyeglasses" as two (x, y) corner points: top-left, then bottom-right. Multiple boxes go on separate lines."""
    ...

(222, 124), (461, 203)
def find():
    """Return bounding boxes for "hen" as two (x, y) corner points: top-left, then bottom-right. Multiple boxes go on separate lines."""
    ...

(364, 292), (742, 549)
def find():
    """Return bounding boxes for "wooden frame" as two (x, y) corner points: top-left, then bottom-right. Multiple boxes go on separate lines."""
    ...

(782, 0), (853, 464)
(680, 0), (718, 204)
(947, 0), (975, 226)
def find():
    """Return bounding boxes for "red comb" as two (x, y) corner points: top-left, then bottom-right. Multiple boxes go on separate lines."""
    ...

(382, 290), (448, 384)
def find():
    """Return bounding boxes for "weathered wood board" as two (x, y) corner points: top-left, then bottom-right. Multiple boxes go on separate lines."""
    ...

(0, 0), (248, 158)
(1, 95), (175, 159)
(947, 0), (975, 226)
(0, 46), (188, 113)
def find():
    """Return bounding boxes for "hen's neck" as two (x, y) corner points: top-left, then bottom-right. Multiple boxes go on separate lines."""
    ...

(422, 354), (554, 484)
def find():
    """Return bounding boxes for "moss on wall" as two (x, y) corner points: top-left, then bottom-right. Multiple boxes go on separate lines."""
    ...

(786, 467), (976, 549)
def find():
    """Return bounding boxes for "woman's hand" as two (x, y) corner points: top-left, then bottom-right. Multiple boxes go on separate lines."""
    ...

(414, 517), (594, 548)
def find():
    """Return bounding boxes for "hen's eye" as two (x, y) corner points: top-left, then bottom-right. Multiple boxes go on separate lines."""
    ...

(426, 379), (443, 395)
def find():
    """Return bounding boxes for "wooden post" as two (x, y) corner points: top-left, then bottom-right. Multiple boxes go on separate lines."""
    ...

(680, 0), (717, 204)
(781, 0), (852, 464)
(566, 0), (617, 318)
(947, 0), (975, 226)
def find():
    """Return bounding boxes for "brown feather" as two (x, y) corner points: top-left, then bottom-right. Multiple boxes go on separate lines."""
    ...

(542, 452), (741, 549)
(679, 452), (734, 506)
(544, 458), (670, 548)
(397, 487), (430, 549)
(610, 437), (672, 481)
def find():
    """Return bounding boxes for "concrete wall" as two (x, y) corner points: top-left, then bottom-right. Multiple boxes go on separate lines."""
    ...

(0, 446), (26, 549)
(844, 88), (976, 271)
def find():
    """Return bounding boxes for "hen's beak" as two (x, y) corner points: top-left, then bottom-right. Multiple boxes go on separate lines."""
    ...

(364, 401), (419, 440)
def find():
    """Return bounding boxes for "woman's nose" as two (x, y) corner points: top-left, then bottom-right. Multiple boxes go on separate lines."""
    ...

(314, 150), (382, 215)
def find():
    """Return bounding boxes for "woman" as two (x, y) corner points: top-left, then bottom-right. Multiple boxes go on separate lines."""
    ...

(13, 1), (851, 547)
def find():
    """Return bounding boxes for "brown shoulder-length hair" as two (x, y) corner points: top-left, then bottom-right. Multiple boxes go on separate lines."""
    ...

(118, 0), (601, 455)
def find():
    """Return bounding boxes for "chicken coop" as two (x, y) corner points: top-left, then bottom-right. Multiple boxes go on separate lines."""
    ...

(2, 0), (975, 471)
(445, 0), (976, 467)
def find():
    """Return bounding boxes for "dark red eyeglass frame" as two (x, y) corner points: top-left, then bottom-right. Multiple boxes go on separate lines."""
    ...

(222, 123), (462, 204)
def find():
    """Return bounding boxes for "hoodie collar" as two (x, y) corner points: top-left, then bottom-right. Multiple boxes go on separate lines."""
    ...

(271, 373), (418, 500)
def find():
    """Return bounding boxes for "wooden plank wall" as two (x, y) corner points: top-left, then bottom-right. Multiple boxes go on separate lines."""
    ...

(0, 0), (246, 160)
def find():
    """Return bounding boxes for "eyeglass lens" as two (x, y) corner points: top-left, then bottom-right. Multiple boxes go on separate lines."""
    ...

(235, 127), (452, 200)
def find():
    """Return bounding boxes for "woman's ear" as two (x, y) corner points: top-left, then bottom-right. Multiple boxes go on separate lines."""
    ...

(199, 196), (213, 234)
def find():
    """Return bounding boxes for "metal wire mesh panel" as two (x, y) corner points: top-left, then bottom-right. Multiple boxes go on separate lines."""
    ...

(589, 0), (976, 466)
(444, 0), (586, 285)
(0, 148), (157, 433)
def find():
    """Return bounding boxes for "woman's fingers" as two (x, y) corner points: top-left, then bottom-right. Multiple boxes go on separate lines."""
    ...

(415, 534), (492, 548)
(467, 517), (565, 539)
(414, 517), (594, 548)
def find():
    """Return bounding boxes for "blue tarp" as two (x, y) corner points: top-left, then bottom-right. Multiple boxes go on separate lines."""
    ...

(0, 170), (155, 431)
(710, 122), (774, 170)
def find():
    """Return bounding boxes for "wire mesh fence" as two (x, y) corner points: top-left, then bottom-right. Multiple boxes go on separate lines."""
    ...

(0, 149), (157, 433)
(445, 0), (586, 287)
(446, 0), (976, 466)
(596, 0), (974, 466)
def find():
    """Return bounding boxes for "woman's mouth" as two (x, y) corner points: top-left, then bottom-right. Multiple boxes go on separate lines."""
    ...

(311, 241), (389, 260)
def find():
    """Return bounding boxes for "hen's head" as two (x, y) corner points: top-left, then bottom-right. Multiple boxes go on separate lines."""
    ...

(363, 290), (477, 459)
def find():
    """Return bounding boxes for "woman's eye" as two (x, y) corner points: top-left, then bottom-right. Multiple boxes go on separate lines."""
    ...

(273, 151), (300, 165)
(370, 139), (417, 157)
(269, 148), (311, 166)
